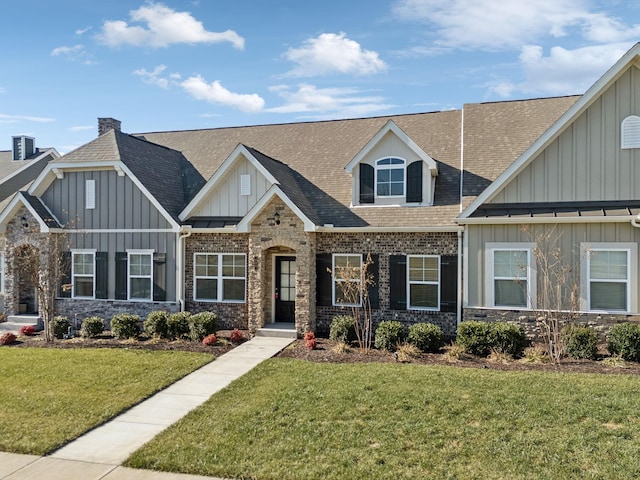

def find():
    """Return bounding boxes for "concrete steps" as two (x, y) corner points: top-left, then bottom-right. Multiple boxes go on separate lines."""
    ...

(0, 314), (43, 334)
(256, 322), (297, 339)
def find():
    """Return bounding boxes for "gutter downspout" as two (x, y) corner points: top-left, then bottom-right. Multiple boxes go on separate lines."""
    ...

(177, 226), (192, 312)
(632, 218), (640, 228)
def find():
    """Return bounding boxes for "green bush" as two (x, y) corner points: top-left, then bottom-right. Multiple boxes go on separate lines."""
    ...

(374, 321), (405, 351)
(489, 322), (528, 357)
(407, 322), (444, 353)
(457, 321), (493, 357)
(329, 315), (356, 344)
(608, 323), (640, 362)
(144, 310), (169, 338)
(167, 312), (191, 340)
(80, 316), (104, 338)
(562, 324), (598, 360)
(188, 312), (217, 342)
(110, 314), (141, 339)
(51, 316), (70, 339)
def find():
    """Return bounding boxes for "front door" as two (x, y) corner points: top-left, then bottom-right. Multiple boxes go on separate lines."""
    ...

(275, 256), (296, 323)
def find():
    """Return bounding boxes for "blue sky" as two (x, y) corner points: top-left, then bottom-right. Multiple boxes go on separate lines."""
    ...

(1, 0), (639, 154)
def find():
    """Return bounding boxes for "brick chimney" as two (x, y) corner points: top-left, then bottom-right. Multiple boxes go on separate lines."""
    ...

(98, 118), (122, 136)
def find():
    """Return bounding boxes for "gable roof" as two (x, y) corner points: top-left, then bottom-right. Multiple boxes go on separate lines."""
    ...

(460, 43), (640, 219)
(0, 148), (59, 203)
(0, 191), (61, 232)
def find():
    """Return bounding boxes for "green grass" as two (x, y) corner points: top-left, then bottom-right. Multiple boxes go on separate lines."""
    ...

(127, 358), (640, 480)
(0, 348), (212, 455)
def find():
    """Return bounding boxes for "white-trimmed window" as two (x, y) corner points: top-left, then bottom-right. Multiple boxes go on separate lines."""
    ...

(622, 115), (640, 149)
(581, 243), (637, 312)
(194, 253), (246, 302)
(486, 243), (536, 309)
(72, 250), (95, 299)
(332, 254), (362, 306)
(408, 255), (439, 310)
(376, 157), (405, 197)
(128, 250), (153, 301)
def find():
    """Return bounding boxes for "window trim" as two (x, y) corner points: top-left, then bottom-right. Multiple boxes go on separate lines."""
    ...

(71, 249), (96, 299)
(485, 243), (536, 309)
(127, 249), (154, 302)
(332, 253), (363, 307)
(374, 157), (406, 199)
(580, 242), (637, 313)
(193, 253), (247, 303)
(407, 254), (440, 311)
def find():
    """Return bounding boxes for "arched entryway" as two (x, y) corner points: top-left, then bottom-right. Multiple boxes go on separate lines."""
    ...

(14, 244), (39, 314)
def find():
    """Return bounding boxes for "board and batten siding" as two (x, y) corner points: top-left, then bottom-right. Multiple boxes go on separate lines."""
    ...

(41, 170), (171, 230)
(491, 66), (640, 204)
(191, 154), (272, 217)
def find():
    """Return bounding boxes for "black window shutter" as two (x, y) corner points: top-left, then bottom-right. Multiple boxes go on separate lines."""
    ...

(389, 255), (407, 310)
(366, 254), (379, 309)
(59, 252), (71, 298)
(359, 163), (374, 204)
(440, 255), (458, 313)
(115, 252), (128, 300)
(95, 252), (108, 299)
(153, 253), (167, 301)
(406, 161), (423, 203)
(316, 254), (333, 306)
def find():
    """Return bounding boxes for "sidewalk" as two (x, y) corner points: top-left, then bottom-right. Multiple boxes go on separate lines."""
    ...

(1, 336), (294, 480)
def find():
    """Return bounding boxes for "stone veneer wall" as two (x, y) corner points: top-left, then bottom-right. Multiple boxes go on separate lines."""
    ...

(184, 233), (249, 330)
(316, 231), (459, 337)
(463, 307), (640, 341)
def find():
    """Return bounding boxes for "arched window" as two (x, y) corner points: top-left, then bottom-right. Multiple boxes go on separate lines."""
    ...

(621, 115), (640, 149)
(375, 157), (405, 197)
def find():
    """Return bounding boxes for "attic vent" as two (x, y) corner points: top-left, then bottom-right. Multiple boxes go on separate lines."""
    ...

(12, 136), (35, 161)
(622, 115), (640, 149)
(240, 174), (251, 196)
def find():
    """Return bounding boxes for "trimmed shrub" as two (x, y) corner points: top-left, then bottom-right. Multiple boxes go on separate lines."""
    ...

(374, 321), (405, 351)
(51, 316), (70, 339)
(489, 322), (528, 357)
(329, 315), (356, 344)
(188, 312), (217, 342)
(144, 311), (169, 338)
(608, 323), (640, 362)
(304, 331), (317, 350)
(80, 317), (104, 338)
(202, 334), (217, 346)
(1, 332), (17, 345)
(110, 314), (141, 339)
(230, 328), (244, 343)
(18, 325), (35, 336)
(456, 321), (493, 357)
(562, 324), (598, 360)
(167, 312), (191, 340)
(407, 322), (444, 353)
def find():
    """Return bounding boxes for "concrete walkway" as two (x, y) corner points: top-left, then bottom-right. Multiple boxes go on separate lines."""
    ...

(1, 336), (294, 480)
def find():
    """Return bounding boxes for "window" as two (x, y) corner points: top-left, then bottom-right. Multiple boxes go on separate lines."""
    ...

(581, 243), (637, 312)
(85, 179), (95, 209)
(486, 244), (535, 309)
(376, 157), (405, 197)
(332, 254), (362, 306)
(408, 255), (439, 310)
(194, 253), (246, 302)
(622, 115), (640, 149)
(72, 251), (95, 298)
(128, 251), (153, 301)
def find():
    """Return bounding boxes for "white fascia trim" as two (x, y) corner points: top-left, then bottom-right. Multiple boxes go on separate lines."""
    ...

(0, 193), (56, 233)
(345, 120), (438, 175)
(457, 216), (636, 225)
(0, 149), (59, 187)
(459, 44), (640, 220)
(180, 144), (279, 221)
(236, 185), (316, 232)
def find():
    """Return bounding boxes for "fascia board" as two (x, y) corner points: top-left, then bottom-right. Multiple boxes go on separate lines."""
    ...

(0, 193), (52, 233)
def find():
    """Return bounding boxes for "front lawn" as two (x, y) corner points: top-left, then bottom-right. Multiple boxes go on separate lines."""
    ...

(127, 358), (640, 480)
(0, 348), (212, 455)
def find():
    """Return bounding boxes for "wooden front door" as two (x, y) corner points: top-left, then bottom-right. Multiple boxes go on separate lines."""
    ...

(275, 256), (296, 323)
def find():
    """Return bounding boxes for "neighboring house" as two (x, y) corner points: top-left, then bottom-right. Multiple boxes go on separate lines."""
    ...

(459, 43), (640, 336)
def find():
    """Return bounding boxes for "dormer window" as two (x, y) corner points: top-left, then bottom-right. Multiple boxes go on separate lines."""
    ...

(376, 158), (405, 197)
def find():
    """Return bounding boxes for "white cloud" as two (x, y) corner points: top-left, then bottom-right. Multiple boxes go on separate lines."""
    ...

(393, 0), (640, 52)
(68, 125), (94, 132)
(51, 44), (95, 64)
(0, 114), (55, 124)
(96, 2), (244, 49)
(181, 76), (265, 113)
(75, 26), (92, 35)
(487, 43), (633, 97)
(267, 84), (393, 118)
(133, 64), (181, 89)
(284, 33), (387, 77)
